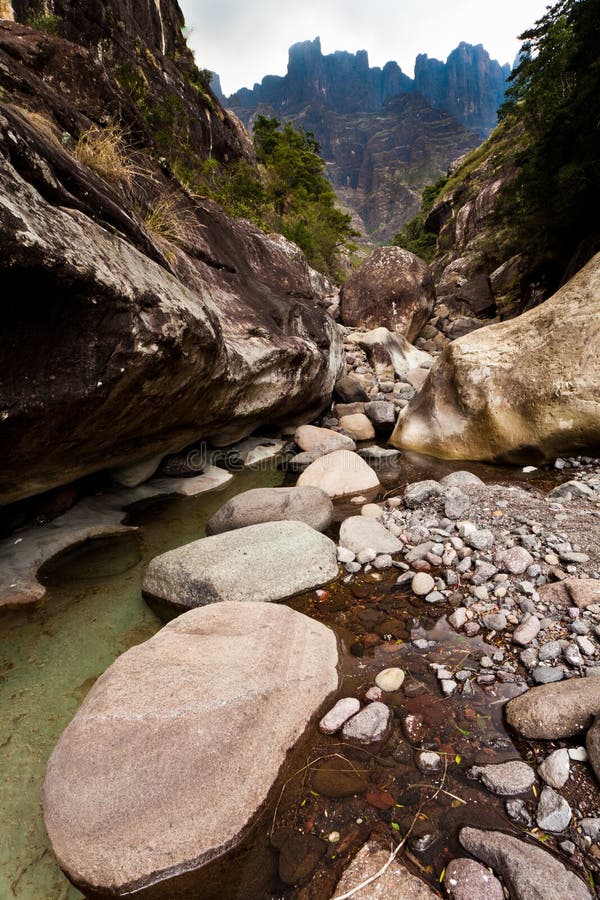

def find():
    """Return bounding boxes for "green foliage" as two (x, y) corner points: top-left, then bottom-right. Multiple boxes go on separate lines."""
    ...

(25, 11), (61, 34)
(392, 176), (447, 262)
(498, 0), (600, 280)
(189, 116), (356, 279)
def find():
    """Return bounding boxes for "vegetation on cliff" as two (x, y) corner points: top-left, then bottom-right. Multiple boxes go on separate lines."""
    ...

(198, 116), (356, 280)
(394, 0), (600, 293)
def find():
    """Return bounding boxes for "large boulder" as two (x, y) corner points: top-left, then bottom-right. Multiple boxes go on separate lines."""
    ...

(297, 449), (380, 499)
(391, 253), (600, 462)
(0, 32), (344, 507)
(205, 486), (334, 535)
(340, 247), (435, 341)
(42, 602), (339, 897)
(142, 521), (338, 610)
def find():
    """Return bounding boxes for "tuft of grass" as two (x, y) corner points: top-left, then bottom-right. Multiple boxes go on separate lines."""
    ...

(144, 193), (203, 248)
(72, 124), (139, 188)
(19, 107), (62, 144)
(25, 12), (62, 34)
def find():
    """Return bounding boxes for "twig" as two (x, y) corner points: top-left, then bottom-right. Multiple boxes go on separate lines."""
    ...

(333, 756), (449, 899)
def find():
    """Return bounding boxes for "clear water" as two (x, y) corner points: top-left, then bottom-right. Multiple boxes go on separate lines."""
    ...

(0, 467), (285, 900)
(0, 453), (578, 899)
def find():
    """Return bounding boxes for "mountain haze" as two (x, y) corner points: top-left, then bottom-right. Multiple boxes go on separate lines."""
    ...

(226, 37), (510, 240)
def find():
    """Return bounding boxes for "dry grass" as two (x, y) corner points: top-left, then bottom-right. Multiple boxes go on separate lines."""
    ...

(72, 124), (140, 188)
(0, 1), (14, 21)
(144, 193), (203, 248)
(19, 107), (62, 144)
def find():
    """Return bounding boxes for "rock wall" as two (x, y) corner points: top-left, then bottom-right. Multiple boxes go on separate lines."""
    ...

(0, 17), (344, 507)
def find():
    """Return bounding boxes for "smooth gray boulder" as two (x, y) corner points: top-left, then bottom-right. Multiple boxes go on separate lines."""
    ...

(205, 486), (333, 535)
(339, 516), (403, 556)
(460, 827), (591, 899)
(143, 521), (338, 610)
(43, 602), (339, 897)
(506, 677), (600, 739)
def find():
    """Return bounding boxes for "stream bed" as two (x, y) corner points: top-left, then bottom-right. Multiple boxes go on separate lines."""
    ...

(0, 452), (592, 899)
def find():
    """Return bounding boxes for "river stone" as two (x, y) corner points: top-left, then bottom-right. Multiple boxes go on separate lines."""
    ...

(497, 546), (535, 575)
(342, 702), (392, 744)
(536, 786), (572, 833)
(339, 413), (376, 442)
(339, 517), (403, 556)
(364, 400), (396, 434)
(142, 521), (338, 610)
(297, 449), (380, 499)
(412, 572), (436, 597)
(334, 841), (439, 899)
(444, 486), (470, 519)
(312, 757), (368, 798)
(319, 698), (361, 735)
(460, 827), (591, 900)
(506, 677), (600, 739)
(404, 479), (443, 508)
(375, 667), (405, 692)
(445, 857), (504, 900)
(538, 748), (570, 789)
(294, 424), (355, 454)
(439, 471), (484, 488)
(512, 615), (541, 647)
(42, 602), (339, 896)
(334, 374), (370, 403)
(586, 715), (600, 785)
(357, 446), (402, 463)
(468, 760), (536, 795)
(287, 450), (325, 472)
(205, 486), (334, 535)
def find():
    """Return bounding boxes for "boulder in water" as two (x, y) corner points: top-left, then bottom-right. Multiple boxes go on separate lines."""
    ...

(205, 486), (334, 535)
(297, 449), (380, 499)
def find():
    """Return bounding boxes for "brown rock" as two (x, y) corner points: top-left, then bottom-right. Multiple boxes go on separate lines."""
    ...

(340, 247), (435, 341)
(43, 603), (339, 896)
(295, 424), (356, 454)
(339, 413), (376, 442)
(566, 579), (600, 609)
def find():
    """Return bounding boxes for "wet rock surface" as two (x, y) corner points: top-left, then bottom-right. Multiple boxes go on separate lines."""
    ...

(42, 602), (339, 896)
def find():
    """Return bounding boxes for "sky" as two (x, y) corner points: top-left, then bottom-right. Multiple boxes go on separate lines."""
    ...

(179, 0), (551, 96)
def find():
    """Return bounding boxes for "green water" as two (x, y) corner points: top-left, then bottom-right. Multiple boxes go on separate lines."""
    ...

(0, 467), (285, 900)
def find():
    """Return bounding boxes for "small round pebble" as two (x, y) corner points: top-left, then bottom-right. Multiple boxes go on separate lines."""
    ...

(375, 667), (405, 692)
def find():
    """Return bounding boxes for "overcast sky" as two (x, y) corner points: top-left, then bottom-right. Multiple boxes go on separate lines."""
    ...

(179, 0), (551, 96)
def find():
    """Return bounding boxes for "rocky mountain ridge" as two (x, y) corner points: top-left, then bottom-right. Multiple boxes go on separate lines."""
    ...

(225, 37), (510, 239)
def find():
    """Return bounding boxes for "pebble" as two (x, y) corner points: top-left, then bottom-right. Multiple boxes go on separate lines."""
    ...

(441, 679), (457, 696)
(468, 760), (536, 795)
(373, 554), (393, 570)
(569, 746), (588, 761)
(416, 750), (442, 773)
(498, 546), (535, 575)
(342, 702), (391, 744)
(538, 641), (561, 661)
(337, 547), (355, 564)
(512, 615), (541, 646)
(533, 665), (565, 684)
(536, 785), (572, 832)
(357, 548), (376, 564)
(538, 748), (570, 789)
(579, 817), (600, 841)
(412, 572), (435, 597)
(483, 613), (507, 632)
(319, 698), (361, 735)
(375, 667), (405, 692)
(444, 857), (504, 900)
(468, 529), (495, 551)
(425, 591), (445, 603)
(448, 608), (468, 630)
(506, 798), (533, 826)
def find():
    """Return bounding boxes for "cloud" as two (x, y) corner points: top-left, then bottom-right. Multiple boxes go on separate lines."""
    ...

(179, 0), (550, 96)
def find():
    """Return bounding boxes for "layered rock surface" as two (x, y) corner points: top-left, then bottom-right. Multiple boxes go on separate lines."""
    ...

(0, 20), (344, 507)
(42, 602), (339, 896)
(391, 252), (600, 462)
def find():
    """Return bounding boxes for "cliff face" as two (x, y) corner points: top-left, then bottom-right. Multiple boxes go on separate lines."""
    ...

(415, 43), (511, 137)
(0, 8), (344, 507)
(227, 38), (508, 240)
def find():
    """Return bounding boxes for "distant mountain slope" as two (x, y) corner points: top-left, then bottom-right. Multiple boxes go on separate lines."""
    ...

(226, 37), (509, 240)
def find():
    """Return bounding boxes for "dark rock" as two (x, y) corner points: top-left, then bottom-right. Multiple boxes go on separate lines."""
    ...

(277, 831), (327, 885)
(340, 247), (435, 341)
(334, 375), (370, 403)
(364, 401), (397, 435)
(0, 32), (344, 505)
